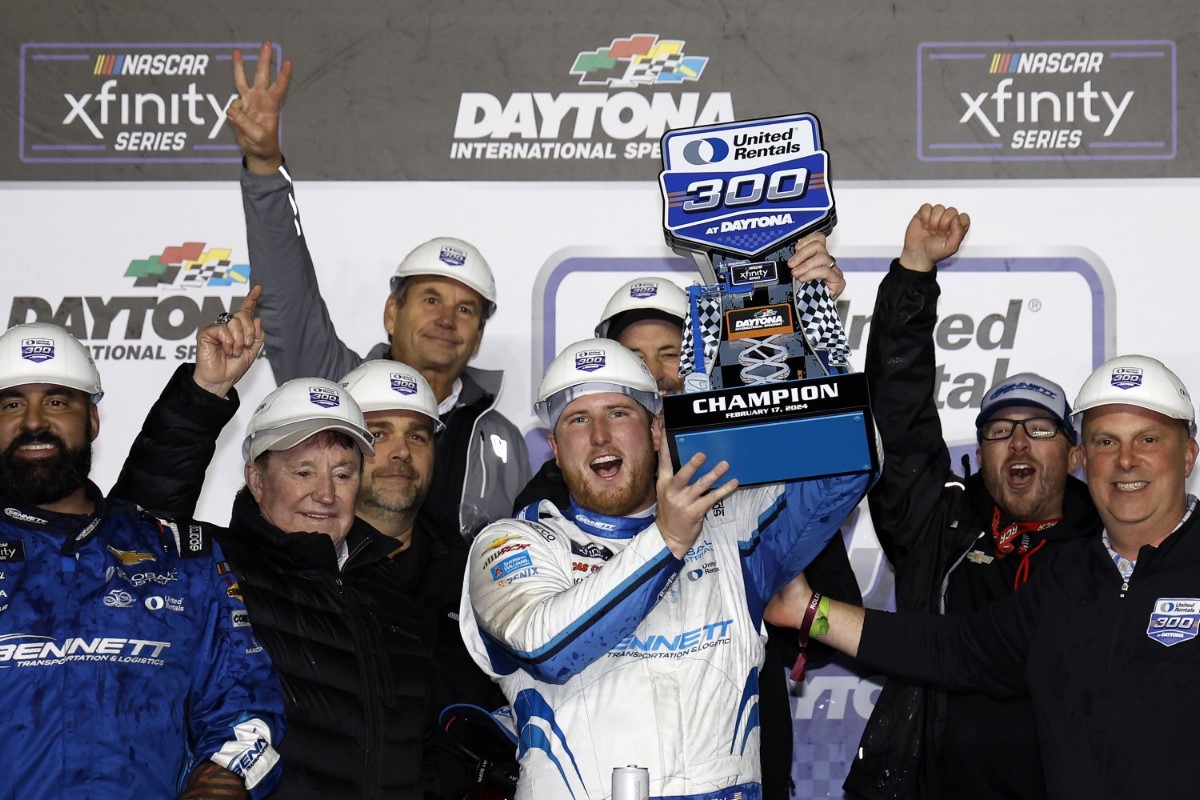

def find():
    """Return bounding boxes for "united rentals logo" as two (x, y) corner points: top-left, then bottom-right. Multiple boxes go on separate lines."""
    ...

(575, 350), (606, 372)
(451, 34), (733, 163)
(309, 388), (340, 409)
(19, 338), (54, 364)
(19, 42), (280, 164)
(629, 282), (659, 300)
(390, 373), (418, 395)
(1111, 367), (1143, 390)
(918, 40), (1175, 161)
(438, 245), (467, 267)
(8, 242), (251, 363)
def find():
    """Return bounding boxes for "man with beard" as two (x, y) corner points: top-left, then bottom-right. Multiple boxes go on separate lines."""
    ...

(836, 203), (1101, 800)
(765, 354), (1200, 800)
(460, 338), (870, 800)
(513, 261), (863, 799)
(0, 322), (284, 799)
(338, 359), (508, 787)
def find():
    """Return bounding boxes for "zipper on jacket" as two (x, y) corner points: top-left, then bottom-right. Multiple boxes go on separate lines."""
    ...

(939, 531), (987, 614)
(339, 544), (385, 797)
(477, 429), (488, 498)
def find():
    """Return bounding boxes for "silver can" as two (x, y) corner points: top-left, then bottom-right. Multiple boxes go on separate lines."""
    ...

(612, 765), (649, 800)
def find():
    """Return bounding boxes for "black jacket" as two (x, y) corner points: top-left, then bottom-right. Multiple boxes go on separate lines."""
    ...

(113, 365), (438, 798)
(222, 492), (433, 799)
(845, 262), (1100, 800)
(859, 504), (1200, 800)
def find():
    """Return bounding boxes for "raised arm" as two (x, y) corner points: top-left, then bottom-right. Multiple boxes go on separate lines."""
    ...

(228, 42), (367, 383)
(864, 204), (971, 569)
(111, 288), (265, 516)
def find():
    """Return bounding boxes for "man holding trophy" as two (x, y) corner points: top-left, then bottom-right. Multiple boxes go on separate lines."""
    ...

(459, 114), (875, 799)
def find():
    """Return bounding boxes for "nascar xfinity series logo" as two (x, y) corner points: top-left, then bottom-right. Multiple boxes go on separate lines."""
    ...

(918, 40), (1176, 161)
(19, 42), (282, 164)
(451, 34), (732, 162)
(8, 242), (252, 363)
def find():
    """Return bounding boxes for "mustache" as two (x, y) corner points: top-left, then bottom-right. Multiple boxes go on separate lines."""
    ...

(5, 431), (68, 456)
(371, 463), (418, 480)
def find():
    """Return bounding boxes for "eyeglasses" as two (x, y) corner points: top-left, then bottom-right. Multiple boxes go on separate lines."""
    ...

(979, 417), (1063, 441)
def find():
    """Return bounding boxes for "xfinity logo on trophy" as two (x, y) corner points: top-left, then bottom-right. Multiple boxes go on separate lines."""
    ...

(451, 34), (733, 162)
(19, 42), (282, 164)
(918, 40), (1175, 161)
(7, 242), (250, 362)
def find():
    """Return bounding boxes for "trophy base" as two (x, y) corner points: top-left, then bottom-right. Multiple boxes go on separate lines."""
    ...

(663, 372), (877, 487)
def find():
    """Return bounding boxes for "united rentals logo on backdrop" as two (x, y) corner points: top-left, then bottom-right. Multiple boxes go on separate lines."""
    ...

(917, 40), (1176, 162)
(18, 42), (281, 165)
(450, 34), (733, 164)
(7, 242), (250, 362)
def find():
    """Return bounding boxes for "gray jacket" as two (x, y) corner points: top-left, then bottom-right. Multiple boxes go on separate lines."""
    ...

(241, 165), (530, 540)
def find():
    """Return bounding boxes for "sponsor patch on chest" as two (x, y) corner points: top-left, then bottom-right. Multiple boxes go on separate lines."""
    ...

(1147, 598), (1200, 647)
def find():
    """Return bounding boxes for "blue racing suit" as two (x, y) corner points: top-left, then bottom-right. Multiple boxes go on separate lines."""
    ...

(0, 483), (285, 798)
(460, 475), (868, 800)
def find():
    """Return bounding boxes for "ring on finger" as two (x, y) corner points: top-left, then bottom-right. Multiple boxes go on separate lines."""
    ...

(214, 312), (233, 326)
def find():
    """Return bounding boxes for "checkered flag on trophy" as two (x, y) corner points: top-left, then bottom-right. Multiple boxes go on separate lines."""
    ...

(794, 280), (851, 371)
(679, 285), (724, 390)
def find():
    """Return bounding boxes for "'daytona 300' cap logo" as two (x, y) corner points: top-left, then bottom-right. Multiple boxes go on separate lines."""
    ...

(575, 350), (607, 373)
(20, 338), (55, 364)
(309, 387), (341, 408)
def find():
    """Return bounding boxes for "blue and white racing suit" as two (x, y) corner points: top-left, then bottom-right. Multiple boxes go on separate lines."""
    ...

(461, 475), (867, 800)
(0, 485), (285, 798)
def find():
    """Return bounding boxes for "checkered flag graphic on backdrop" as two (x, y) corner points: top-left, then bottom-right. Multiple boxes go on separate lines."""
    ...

(179, 261), (236, 288)
(795, 281), (850, 370)
(680, 287), (724, 382)
(627, 52), (684, 83)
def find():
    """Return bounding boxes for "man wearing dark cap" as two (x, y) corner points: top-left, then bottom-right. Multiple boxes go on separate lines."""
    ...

(843, 203), (1101, 800)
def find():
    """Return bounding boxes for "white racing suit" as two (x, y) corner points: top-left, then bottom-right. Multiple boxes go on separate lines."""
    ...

(460, 474), (867, 799)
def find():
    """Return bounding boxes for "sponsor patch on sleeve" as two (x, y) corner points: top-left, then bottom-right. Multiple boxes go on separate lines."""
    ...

(491, 552), (534, 582)
(1147, 598), (1200, 647)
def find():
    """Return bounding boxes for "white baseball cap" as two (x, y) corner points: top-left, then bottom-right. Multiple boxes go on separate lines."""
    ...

(535, 338), (661, 427)
(594, 277), (688, 340)
(390, 237), (497, 317)
(1072, 355), (1196, 437)
(0, 322), (103, 402)
(243, 378), (375, 462)
(338, 359), (444, 433)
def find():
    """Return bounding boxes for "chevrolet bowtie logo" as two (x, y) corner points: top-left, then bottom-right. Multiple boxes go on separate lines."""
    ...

(106, 546), (156, 566)
(966, 550), (995, 565)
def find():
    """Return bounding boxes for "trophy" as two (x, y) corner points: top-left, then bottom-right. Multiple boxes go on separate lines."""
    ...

(658, 113), (877, 486)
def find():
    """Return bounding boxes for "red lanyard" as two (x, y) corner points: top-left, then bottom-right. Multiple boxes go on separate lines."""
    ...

(990, 507), (1063, 558)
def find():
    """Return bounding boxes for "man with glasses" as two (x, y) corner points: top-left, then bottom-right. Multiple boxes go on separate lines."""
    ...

(842, 203), (1101, 800)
